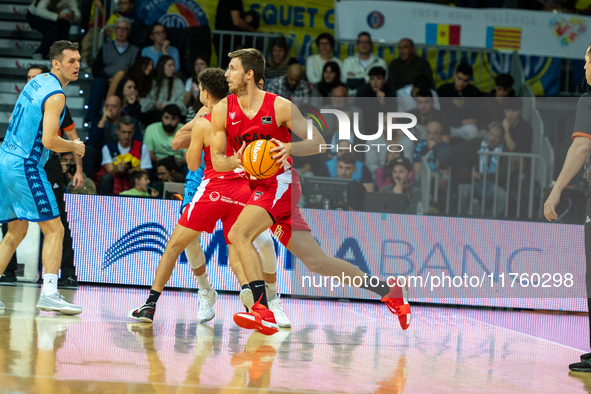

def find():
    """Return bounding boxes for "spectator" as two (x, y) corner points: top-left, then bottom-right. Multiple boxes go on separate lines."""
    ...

(108, 56), (154, 100)
(119, 170), (159, 197)
(141, 23), (181, 72)
(413, 119), (453, 182)
(87, 95), (128, 149)
(376, 150), (403, 191)
(27, 0), (80, 59)
(460, 122), (507, 217)
(342, 32), (387, 96)
(152, 156), (185, 196)
(214, 0), (256, 68)
(265, 37), (299, 80)
(481, 74), (515, 127)
(86, 17), (140, 122)
(96, 116), (152, 195)
(502, 98), (533, 153)
(61, 152), (97, 194)
(105, 0), (136, 39)
(184, 56), (209, 107)
(267, 64), (310, 100)
(305, 33), (343, 84)
(322, 85), (363, 146)
(140, 55), (186, 125)
(492, 74), (515, 98)
(311, 61), (345, 98)
(365, 113), (415, 175)
(437, 63), (480, 141)
(333, 153), (369, 210)
(115, 77), (141, 119)
(144, 104), (186, 166)
(320, 141), (375, 192)
(382, 157), (421, 214)
(409, 92), (447, 141)
(356, 66), (395, 98)
(388, 38), (434, 91)
(397, 74), (441, 113)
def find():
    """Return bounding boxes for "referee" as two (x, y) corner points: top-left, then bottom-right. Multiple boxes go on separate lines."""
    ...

(544, 45), (591, 372)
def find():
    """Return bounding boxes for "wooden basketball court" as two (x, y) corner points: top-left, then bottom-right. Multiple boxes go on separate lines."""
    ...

(0, 283), (590, 393)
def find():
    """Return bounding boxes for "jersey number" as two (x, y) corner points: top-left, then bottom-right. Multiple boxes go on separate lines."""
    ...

(7, 103), (24, 136)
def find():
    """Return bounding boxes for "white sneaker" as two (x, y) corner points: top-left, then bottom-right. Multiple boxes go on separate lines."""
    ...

(197, 288), (217, 323)
(240, 287), (254, 312)
(268, 296), (291, 328)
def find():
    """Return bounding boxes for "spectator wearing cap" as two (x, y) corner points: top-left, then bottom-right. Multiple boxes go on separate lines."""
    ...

(143, 104), (186, 166)
(382, 157), (421, 214)
(306, 33), (343, 84)
(437, 62), (480, 141)
(396, 74), (441, 113)
(502, 98), (532, 153)
(388, 38), (434, 91)
(341, 32), (387, 96)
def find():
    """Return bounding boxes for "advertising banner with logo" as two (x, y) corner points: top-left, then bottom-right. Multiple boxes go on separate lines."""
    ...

(65, 195), (587, 312)
(335, 1), (590, 60)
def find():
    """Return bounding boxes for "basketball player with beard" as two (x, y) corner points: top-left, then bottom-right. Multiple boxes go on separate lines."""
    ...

(210, 49), (411, 335)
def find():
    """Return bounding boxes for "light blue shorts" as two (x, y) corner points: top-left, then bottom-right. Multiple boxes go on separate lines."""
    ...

(0, 151), (59, 223)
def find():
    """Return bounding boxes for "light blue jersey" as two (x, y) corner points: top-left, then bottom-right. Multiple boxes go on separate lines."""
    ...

(0, 72), (65, 223)
(181, 152), (206, 212)
(1, 73), (65, 167)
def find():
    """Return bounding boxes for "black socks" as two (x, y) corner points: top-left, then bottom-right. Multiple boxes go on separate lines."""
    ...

(249, 280), (268, 307)
(146, 290), (161, 305)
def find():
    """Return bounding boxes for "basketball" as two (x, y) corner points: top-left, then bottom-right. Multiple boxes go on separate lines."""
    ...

(242, 139), (282, 179)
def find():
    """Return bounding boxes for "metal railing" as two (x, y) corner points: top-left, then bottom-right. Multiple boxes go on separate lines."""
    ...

(313, 40), (505, 92)
(420, 155), (452, 215)
(460, 151), (547, 220)
(212, 30), (300, 67)
(91, 0), (116, 59)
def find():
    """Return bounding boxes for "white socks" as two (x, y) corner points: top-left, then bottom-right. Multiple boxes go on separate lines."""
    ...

(42, 274), (58, 295)
(196, 273), (211, 290)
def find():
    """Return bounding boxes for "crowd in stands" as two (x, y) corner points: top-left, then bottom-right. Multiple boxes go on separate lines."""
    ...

(13, 0), (544, 218)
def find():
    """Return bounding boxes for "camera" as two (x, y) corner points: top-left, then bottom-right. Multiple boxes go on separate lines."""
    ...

(67, 162), (77, 176)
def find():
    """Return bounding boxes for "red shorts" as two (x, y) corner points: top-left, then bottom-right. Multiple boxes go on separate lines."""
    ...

(178, 176), (251, 244)
(248, 168), (310, 248)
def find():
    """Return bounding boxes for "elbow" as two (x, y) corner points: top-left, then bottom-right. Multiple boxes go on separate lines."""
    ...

(42, 136), (55, 151)
(188, 163), (198, 172)
(171, 139), (180, 151)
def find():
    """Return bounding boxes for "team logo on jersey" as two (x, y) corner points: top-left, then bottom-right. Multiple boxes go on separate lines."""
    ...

(229, 112), (236, 120)
(273, 225), (284, 240)
(209, 191), (220, 201)
(253, 191), (263, 201)
(261, 116), (272, 125)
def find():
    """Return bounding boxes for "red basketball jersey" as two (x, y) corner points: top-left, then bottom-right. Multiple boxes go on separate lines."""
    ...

(202, 113), (245, 180)
(226, 92), (292, 175)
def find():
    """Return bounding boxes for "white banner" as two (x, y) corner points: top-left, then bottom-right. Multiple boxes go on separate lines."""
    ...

(335, 0), (591, 59)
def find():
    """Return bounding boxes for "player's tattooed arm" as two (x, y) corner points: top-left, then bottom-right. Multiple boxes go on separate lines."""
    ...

(42, 94), (85, 157)
(210, 99), (244, 172)
(274, 99), (326, 158)
(186, 118), (206, 171)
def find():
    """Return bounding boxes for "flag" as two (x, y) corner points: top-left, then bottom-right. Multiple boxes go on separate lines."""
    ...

(425, 23), (461, 46)
(486, 26), (522, 50)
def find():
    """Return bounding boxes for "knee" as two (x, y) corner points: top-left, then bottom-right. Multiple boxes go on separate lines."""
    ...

(8, 228), (28, 244)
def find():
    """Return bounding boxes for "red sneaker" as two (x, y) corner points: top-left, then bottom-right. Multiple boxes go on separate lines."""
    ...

(233, 299), (279, 336)
(381, 277), (411, 330)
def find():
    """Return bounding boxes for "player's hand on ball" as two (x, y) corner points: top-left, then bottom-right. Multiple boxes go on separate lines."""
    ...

(544, 190), (560, 221)
(269, 138), (290, 164)
(234, 141), (246, 171)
